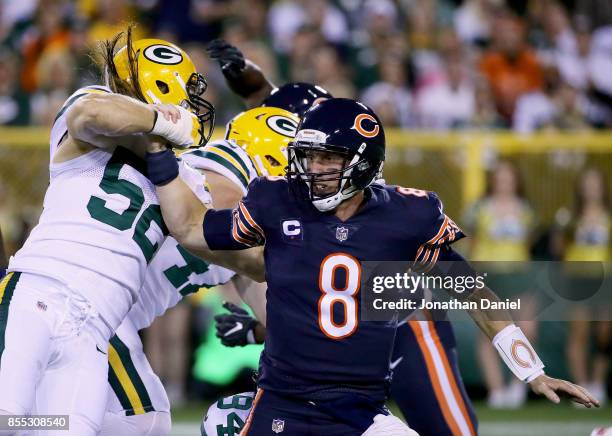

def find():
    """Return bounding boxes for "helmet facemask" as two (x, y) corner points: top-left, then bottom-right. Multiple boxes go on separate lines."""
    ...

(287, 140), (382, 212)
(183, 72), (215, 146)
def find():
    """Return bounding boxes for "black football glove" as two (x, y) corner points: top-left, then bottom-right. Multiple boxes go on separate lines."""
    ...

(214, 301), (260, 347)
(206, 39), (246, 79)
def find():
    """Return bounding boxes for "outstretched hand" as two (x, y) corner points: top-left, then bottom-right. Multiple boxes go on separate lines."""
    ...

(529, 374), (600, 408)
(206, 39), (246, 78)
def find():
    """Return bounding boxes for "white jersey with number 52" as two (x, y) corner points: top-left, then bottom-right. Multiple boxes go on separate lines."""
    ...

(8, 86), (210, 331)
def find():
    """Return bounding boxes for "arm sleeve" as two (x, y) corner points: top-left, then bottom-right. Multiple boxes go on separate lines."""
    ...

(203, 178), (266, 250)
(414, 192), (466, 270)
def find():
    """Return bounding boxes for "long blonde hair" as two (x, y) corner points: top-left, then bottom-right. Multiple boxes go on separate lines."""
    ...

(95, 25), (146, 102)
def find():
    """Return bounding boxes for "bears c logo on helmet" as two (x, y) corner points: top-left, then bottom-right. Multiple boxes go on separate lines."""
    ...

(353, 113), (379, 138)
(266, 115), (298, 138)
(143, 44), (183, 65)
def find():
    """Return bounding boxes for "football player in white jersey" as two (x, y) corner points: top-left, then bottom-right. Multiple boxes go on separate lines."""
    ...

(0, 29), (226, 435)
(99, 106), (299, 436)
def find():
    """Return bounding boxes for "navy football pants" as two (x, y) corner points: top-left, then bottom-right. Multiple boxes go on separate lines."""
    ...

(391, 320), (478, 436)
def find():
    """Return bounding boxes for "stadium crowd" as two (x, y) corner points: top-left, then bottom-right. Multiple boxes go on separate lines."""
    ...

(0, 0), (609, 411)
(0, 0), (611, 129)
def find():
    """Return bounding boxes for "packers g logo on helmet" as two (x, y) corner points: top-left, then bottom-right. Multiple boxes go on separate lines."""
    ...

(225, 107), (300, 177)
(142, 44), (183, 65)
(266, 115), (298, 137)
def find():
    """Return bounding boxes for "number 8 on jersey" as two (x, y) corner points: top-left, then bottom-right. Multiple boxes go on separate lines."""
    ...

(318, 253), (361, 339)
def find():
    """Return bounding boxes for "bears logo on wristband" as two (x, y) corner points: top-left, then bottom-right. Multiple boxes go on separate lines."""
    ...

(511, 339), (537, 368)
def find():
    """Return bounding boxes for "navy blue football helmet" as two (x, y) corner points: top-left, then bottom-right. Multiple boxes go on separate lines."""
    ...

(287, 98), (385, 211)
(262, 82), (333, 117)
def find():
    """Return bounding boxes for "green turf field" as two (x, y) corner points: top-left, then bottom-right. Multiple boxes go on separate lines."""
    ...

(170, 400), (612, 435)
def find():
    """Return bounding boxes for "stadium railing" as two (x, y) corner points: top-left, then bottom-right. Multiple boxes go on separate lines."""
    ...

(0, 127), (610, 224)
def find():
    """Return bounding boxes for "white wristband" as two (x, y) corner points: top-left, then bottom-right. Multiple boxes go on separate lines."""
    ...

(150, 105), (195, 148)
(492, 324), (545, 383)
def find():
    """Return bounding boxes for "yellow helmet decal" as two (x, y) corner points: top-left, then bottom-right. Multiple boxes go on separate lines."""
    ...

(225, 107), (300, 177)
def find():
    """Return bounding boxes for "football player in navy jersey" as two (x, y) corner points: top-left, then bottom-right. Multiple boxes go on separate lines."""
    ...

(208, 40), (477, 435)
(145, 98), (598, 435)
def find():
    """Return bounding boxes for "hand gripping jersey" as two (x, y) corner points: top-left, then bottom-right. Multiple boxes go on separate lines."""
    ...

(203, 178), (464, 403)
(8, 86), (210, 330)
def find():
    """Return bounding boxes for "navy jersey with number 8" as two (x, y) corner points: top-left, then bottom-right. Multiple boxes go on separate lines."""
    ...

(203, 176), (464, 403)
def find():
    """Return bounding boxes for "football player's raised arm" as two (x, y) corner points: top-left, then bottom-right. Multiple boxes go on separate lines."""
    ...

(66, 93), (197, 150)
(66, 93), (155, 147)
(206, 39), (275, 108)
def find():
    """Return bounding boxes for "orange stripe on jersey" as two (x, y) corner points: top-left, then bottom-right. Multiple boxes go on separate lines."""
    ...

(241, 389), (264, 435)
(428, 216), (450, 245)
(232, 215), (257, 246)
(239, 202), (264, 237)
(236, 214), (259, 240)
(428, 322), (476, 436)
(422, 248), (441, 273)
(409, 321), (463, 436)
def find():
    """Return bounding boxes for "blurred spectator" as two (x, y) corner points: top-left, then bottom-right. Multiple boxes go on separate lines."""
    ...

(585, 25), (612, 126)
(0, 0), (39, 47)
(415, 52), (475, 129)
(557, 168), (612, 402)
(361, 54), (411, 127)
(29, 48), (74, 126)
(267, 0), (348, 54)
(470, 79), (505, 127)
(20, 1), (70, 92)
(453, 0), (495, 47)
(350, 0), (400, 89)
(403, 0), (455, 51)
(0, 50), (30, 125)
(284, 24), (323, 83)
(479, 11), (543, 123)
(69, 20), (99, 89)
(531, 1), (576, 55)
(311, 45), (355, 98)
(513, 66), (589, 133)
(156, 0), (232, 43)
(463, 161), (538, 409)
(555, 16), (592, 90)
(558, 168), (610, 405)
(575, 0), (612, 31)
(86, 0), (147, 44)
(232, 0), (268, 42)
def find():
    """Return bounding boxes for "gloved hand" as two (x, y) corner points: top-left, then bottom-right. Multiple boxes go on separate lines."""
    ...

(206, 39), (246, 79)
(214, 302), (260, 347)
